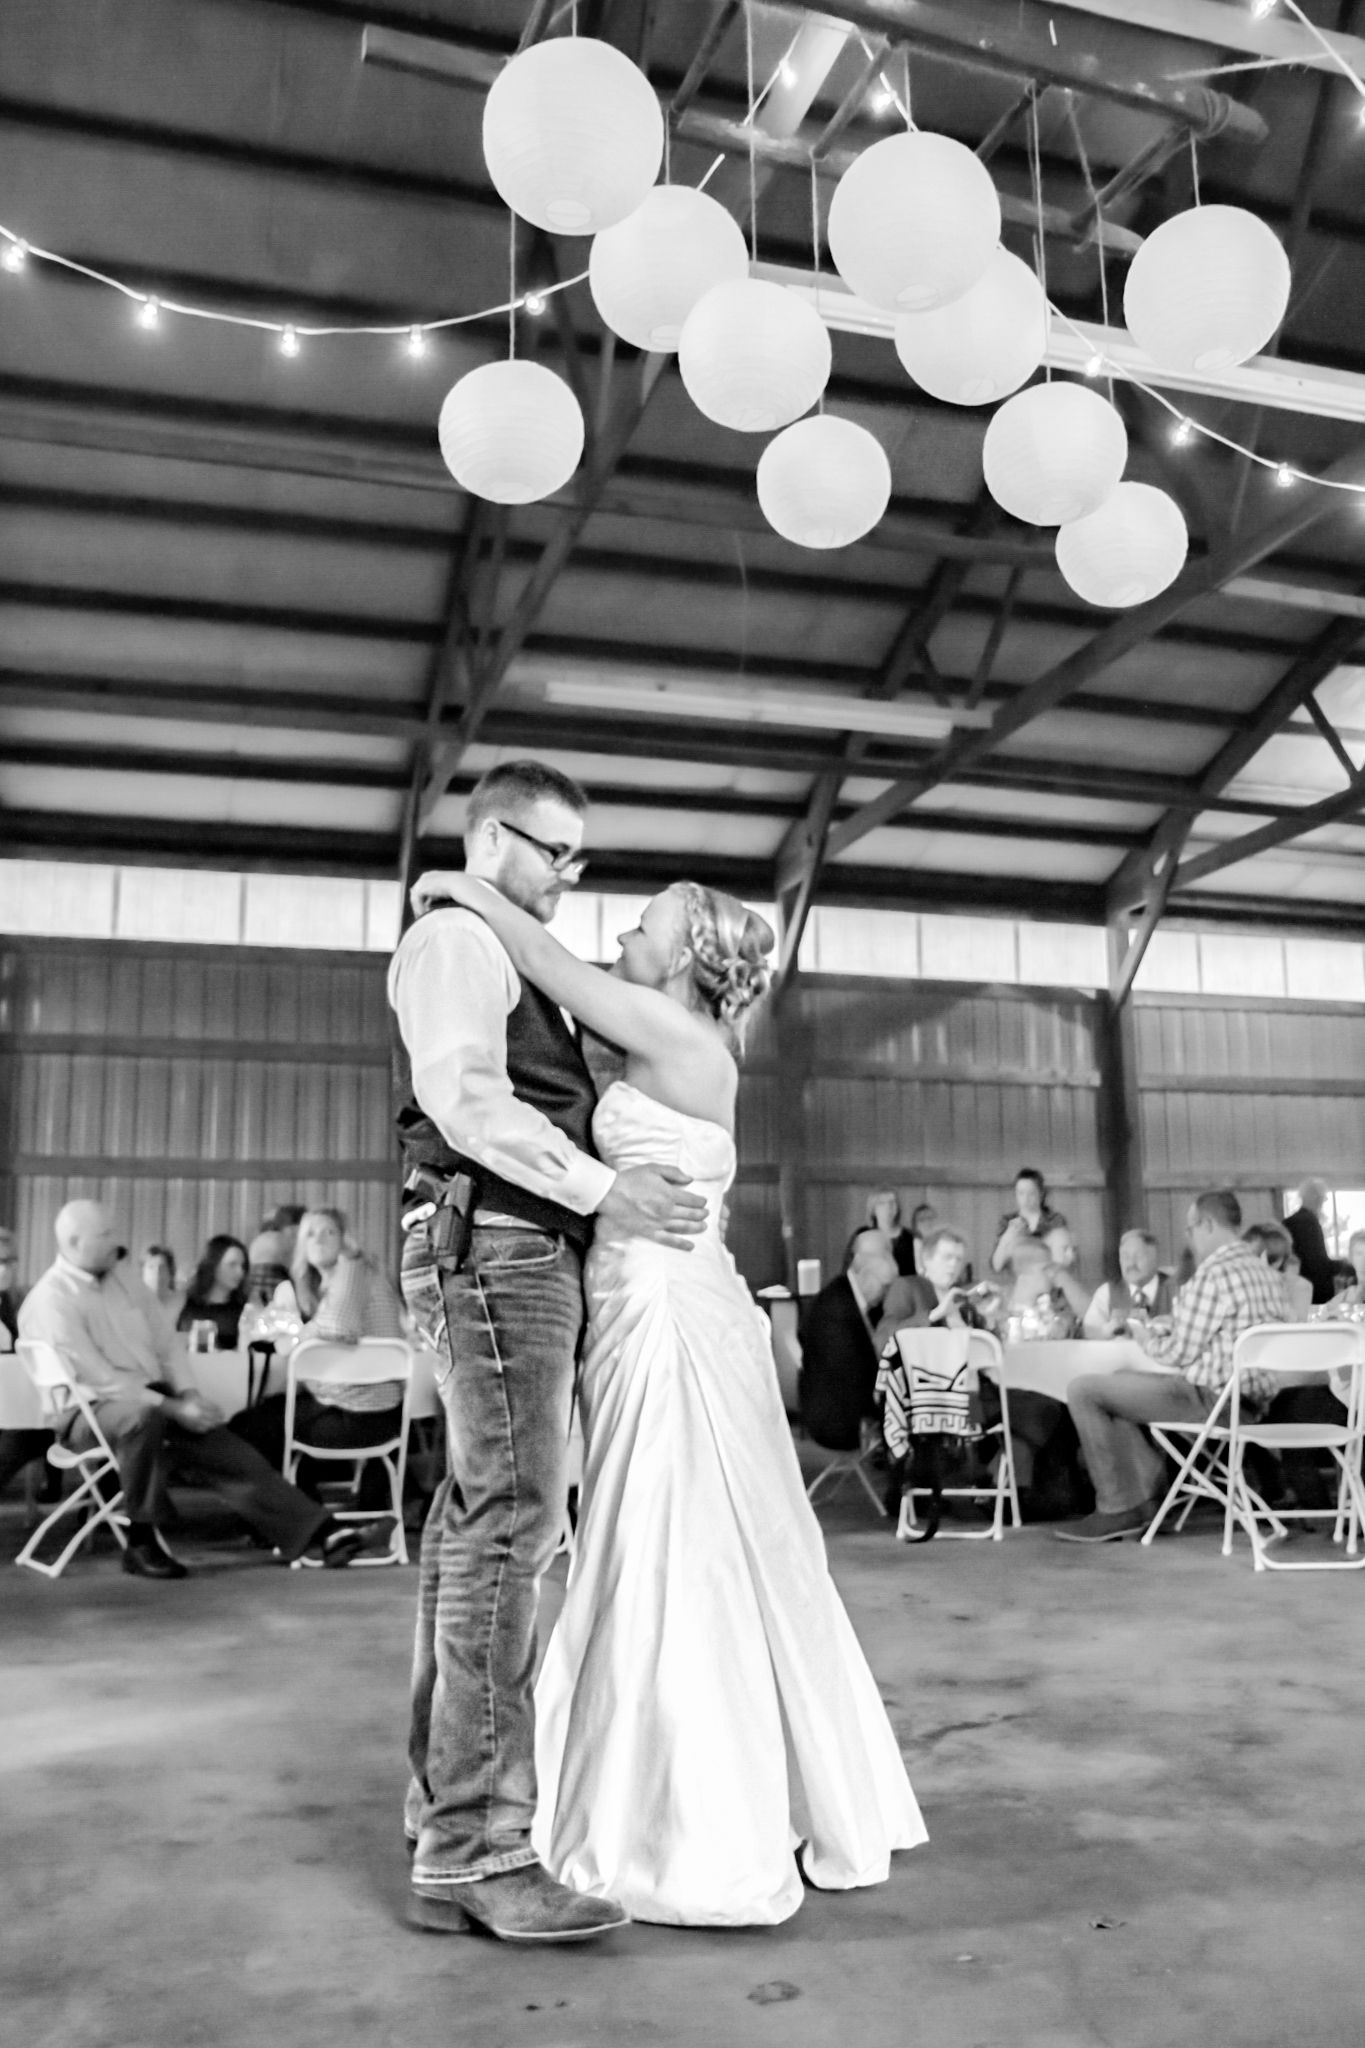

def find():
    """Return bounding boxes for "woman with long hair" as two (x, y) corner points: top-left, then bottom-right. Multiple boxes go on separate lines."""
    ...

(230, 1207), (407, 1497)
(406, 868), (925, 1929)
(176, 1235), (249, 1348)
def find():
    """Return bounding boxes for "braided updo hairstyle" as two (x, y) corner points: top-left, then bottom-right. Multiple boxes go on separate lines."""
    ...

(674, 882), (775, 1053)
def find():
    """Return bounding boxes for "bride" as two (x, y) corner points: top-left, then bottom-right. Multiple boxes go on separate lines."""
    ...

(411, 869), (926, 1928)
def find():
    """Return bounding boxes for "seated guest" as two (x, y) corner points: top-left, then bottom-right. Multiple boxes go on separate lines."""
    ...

(231, 1207), (407, 1496)
(800, 1230), (899, 1452)
(990, 1168), (1067, 1275)
(17, 1201), (365, 1577)
(1284, 1178), (1338, 1305)
(1334, 1228), (1365, 1307)
(247, 1204), (305, 1305)
(0, 1227), (60, 1506)
(176, 1235), (250, 1349)
(1243, 1221), (1313, 1322)
(1004, 1228), (1087, 1338)
(909, 1203), (938, 1275)
(1083, 1229), (1174, 1338)
(1056, 1189), (1286, 1545)
(874, 1227), (992, 1349)
(844, 1189), (917, 1277)
(141, 1245), (180, 1317)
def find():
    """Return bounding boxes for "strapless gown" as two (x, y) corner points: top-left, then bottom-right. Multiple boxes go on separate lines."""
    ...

(531, 1081), (927, 1927)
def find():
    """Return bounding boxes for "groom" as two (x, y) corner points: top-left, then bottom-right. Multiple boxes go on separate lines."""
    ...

(389, 759), (707, 1943)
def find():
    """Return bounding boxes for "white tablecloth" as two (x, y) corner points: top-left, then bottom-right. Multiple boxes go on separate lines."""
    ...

(182, 1341), (443, 1422)
(1001, 1336), (1156, 1403)
(0, 1348), (44, 1430)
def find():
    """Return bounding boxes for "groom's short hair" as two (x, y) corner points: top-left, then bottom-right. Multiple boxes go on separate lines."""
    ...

(465, 760), (589, 840)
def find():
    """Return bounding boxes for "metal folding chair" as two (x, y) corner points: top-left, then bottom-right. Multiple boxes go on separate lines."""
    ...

(892, 1330), (1021, 1541)
(806, 1441), (890, 1517)
(283, 1337), (416, 1566)
(1142, 1323), (1365, 1569)
(1223, 1323), (1365, 1572)
(14, 1340), (129, 1578)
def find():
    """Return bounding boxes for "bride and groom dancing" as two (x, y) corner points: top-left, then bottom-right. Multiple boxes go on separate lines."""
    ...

(388, 759), (925, 1943)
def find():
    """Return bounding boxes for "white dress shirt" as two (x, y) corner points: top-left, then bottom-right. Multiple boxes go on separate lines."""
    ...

(1083, 1274), (1163, 1339)
(388, 906), (616, 1216)
(18, 1254), (184, 1412)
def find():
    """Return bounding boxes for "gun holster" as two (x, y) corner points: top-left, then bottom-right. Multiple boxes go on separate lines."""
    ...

(407, 1168), (477, 1273)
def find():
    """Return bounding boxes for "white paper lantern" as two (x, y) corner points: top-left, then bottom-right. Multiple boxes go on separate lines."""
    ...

(894, 248), (1046, 406)
(438, 359), (585, 504)
(1123, 204), (1290, 372)
(483, 37), (663, 235)
(982, 381), (1128, 526)
(678, 278), (832, 433)
(756, 415), (892, 550)
(1056, 481), (1189, 608)
(827, 130), (1001, 312)
(589, 185), (749, 351)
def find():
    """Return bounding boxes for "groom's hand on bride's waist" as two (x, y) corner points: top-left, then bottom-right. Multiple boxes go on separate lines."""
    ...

(598, 1165), (707, 1251)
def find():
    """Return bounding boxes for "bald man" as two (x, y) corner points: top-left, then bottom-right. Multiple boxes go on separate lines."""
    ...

(19, 1201), (361, 1578)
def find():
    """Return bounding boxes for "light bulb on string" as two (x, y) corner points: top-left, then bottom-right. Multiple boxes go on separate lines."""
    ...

(1, 240), (26, 274)
(1083, 352), (1104, 378)
(406, 326), (427, 359)
(1171, 418), (1193, 447)
(523, 291), (547, 317)
(779, 60), (798, 87)
(136, 296), (160, 331)
(1251, 0), (1276, 16)
(279, 325), (301, 358)
(870, 79), (895, 114)
(1275, 463), (1296, 487)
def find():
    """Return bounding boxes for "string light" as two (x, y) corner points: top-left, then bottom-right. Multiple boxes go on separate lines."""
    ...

(1275, 463), (1296, 486)
(279, 325), (300, 358)
(136, 296), (160, 330)
(523, 291), (547, 317)
(1251, 0), (1276, 17)
(406, 325), (427, 359)
(779, 60), (798, 87)
(870, 79), (896, 114)
(1, 239), (25, 274)
(1171, 417), (1193, 446)
(1083, 352), (1104, 377)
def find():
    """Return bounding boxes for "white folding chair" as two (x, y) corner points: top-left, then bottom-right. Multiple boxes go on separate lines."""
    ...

(284, 1337), (416, 1567)
(1222, 1323), (1365, 1572)
(893, 1330), (1021, 1542)
(14, 1340), (129, 1578)
(805, 1440), (889, 1516)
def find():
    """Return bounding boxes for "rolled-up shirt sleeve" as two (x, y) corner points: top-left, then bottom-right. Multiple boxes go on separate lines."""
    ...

(389, 909), (616, 1216)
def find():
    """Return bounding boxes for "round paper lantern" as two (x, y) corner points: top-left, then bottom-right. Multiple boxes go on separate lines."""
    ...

(1123, 204), (1290, 372)
(827, 130), (1001, 312)
(982, 381), (1128, 526)
(678, 278), (832, 432)
(438, 360), (585, 504)
(756, 415), (892, 550)
(1056, 481), (1188, 608)
(894, 248), (1046, 405)
(483, 37), (663, 235)
(589, 185), (749, 351)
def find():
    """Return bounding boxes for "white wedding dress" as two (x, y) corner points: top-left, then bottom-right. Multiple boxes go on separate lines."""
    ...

(532, 1081), (927, 1927)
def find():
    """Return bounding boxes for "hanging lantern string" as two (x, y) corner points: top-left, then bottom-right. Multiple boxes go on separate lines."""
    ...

(0, 218), (586, 342)
(744, 0), (759, 262)
(1190, 131), (1201, 206)
(1063, 94), (1115, 403)
(508, 215), (516, 359)
(1028, 89), (1051, 382)
(1280, 0), (1365, 116)
(808, 151), (824, 413)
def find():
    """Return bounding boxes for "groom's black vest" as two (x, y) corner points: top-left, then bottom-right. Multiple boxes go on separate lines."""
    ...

(392, 948), (599, 1248)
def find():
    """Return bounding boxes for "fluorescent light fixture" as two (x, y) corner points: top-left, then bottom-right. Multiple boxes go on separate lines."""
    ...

(520, 670), (991, 740)
(753, 261), (1365, 426)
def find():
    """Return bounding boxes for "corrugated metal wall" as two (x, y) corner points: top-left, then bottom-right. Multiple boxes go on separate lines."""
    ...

(0, 938), (398, 1284)
(730, 976), (1106, 1289)
(2, 942), (1357, 1298)
(1135, 992), (1365, 1255)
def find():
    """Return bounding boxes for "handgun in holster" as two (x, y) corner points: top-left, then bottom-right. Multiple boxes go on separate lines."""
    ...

(430, 1171), (477, 1273)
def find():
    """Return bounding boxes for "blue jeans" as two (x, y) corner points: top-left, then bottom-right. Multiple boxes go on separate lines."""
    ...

(400, 1217), (584, 1886)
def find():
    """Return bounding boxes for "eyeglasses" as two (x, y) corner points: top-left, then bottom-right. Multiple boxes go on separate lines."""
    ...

(495, 817), (587, 882)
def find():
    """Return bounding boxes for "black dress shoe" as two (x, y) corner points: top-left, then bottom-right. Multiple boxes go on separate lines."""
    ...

(122, 1539), (190, 1580)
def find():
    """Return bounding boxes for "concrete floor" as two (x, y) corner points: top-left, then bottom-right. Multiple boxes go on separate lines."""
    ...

(3, 1468), (1363, 2048)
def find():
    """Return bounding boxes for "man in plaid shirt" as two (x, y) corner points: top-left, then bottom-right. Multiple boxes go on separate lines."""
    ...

(1056, 1189), (1286, 1544)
